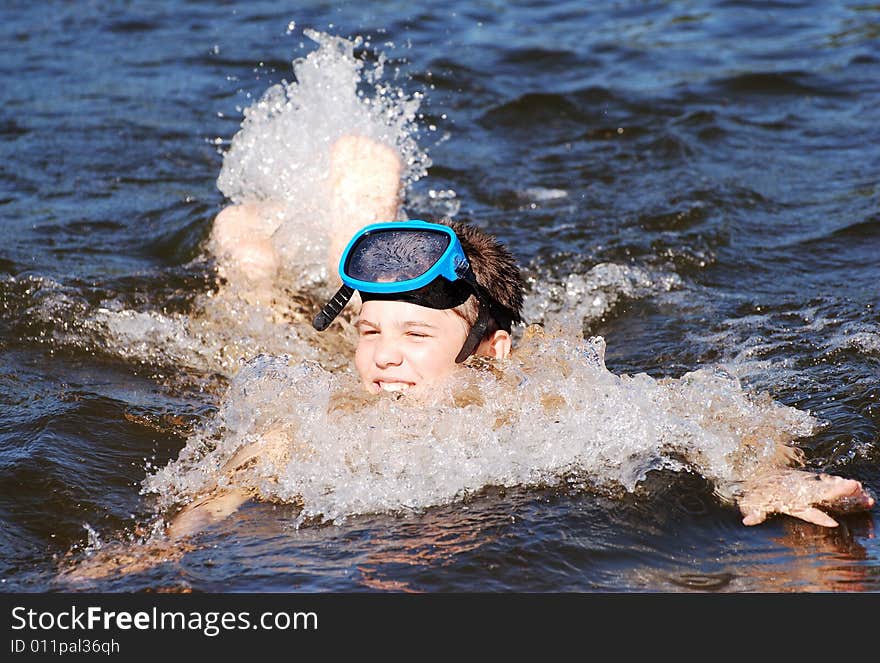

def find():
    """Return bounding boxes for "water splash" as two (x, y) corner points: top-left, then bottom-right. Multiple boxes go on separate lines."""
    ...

(523, 260), (683, 331)
(11, 31), (429, 381)
(144, 326), (817, 526)
(687, 301), (880, 391)
(82, 523), (103, 552)
(89, 298), (328, 376)
(218, 29), (429, 204)
(216, 29), (431, 282)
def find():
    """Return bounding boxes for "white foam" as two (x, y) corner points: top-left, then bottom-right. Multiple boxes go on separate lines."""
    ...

(87, 298), (324, 377)
(523, 261), (683, 331)
(824, 321), (880, 356)
(521, 187), (568, 201)
(687, 304), (880, 389)
(144, 329), (817, 525)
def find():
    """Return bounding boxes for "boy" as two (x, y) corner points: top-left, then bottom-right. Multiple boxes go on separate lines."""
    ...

(314, 218), (525, 394)
(165, 213), (873, 540)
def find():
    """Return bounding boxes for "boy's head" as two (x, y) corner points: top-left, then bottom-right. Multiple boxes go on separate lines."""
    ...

(313, 218), (525, 394)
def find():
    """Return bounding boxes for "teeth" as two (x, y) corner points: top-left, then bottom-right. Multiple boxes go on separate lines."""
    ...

(379, 382), (410, 392)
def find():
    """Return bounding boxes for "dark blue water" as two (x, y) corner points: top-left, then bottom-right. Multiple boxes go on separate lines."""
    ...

(1, 0), (878, 592)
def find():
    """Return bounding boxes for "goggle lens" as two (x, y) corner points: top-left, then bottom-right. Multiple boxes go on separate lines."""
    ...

(344, 229), (451, 283)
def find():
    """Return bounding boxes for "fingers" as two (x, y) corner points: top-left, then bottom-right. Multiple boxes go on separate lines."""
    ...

(820, 475), (860, 500)
(742, 509), (767, 526)
(817, 476), (875, 513)
(787, 507), (839, 528)
(743, 505), (840, 527)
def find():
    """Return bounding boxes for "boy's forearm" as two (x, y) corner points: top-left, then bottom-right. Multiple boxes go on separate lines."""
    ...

(165, 487), (253, 540)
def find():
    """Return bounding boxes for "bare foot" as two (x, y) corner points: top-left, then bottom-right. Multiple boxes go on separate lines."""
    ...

(208, 137), (402, 294)
(326, 135), (403, 273)
(738, 469), (875, 527)
(208, 201), (286, 300)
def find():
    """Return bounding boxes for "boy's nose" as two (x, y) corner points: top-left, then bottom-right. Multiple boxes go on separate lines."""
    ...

(373, 337), (403, 367)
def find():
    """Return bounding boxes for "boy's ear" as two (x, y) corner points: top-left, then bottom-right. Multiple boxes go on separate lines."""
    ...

(476, 330), (511, 360)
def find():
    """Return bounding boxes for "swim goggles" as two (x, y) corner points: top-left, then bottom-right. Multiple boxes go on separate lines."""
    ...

(312, 220), (504, 362)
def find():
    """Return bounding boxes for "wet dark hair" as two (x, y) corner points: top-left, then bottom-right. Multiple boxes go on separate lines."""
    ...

(436, 217), (525, 335)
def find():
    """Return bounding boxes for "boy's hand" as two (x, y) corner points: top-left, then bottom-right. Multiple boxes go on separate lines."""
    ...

(737, 470), (875, 527)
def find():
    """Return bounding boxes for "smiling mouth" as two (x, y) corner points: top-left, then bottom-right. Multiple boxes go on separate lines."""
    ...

(375, 381), (414, 392)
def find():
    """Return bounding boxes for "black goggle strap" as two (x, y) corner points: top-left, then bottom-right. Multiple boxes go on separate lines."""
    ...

(455, 303), (491, 363)
(312, 284), (356, 331)
(453, 263), (495, 364)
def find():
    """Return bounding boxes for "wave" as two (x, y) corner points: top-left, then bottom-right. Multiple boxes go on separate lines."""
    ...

(710, 70), (849, 98)
(522, 259), (684, 332)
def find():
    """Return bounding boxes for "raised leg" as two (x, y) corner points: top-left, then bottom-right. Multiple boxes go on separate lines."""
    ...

(207, 136), (403, 292)
(326, 135), (404, 274)
(207, 201), (286, 303)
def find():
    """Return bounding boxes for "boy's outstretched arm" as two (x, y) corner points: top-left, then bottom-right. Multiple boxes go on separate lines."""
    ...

(164, 424), (298, 540)
(736, 468), (874, 527)
(164, 487), (254, 540)
(57, 429), (295, 584)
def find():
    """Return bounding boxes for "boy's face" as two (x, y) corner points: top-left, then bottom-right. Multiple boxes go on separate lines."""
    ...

(354, 299), (469, 394)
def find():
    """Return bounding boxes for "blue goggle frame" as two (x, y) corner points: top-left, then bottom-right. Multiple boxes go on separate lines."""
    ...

(338, 220), (472, 293)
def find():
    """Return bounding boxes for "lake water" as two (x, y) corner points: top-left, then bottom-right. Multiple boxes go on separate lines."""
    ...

(1, 0), (878, 593)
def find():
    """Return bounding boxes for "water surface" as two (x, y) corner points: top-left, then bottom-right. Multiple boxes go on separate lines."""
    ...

(1, 0), (878, 592)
